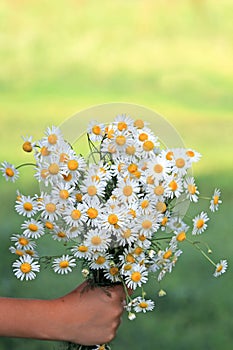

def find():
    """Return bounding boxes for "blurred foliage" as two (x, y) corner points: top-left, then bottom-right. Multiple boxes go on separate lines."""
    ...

(0, 0), (232, 349)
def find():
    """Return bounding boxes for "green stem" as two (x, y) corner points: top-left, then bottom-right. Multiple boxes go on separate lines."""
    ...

(16, 162), (37, 169)
(187, 238), (216, 267)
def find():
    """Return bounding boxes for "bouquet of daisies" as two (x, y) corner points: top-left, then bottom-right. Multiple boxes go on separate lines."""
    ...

(0, 114), (227, 350)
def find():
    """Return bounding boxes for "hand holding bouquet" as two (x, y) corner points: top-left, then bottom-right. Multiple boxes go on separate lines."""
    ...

(1, 113), (227, 350)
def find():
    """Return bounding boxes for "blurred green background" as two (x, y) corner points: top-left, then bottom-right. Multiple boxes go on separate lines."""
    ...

(0, 0), (232, 349)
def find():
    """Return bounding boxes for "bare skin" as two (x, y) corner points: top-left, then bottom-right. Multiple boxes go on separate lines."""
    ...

(0, 282), (126, 345)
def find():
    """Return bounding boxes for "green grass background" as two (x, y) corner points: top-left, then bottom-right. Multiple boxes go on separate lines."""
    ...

(0, 0), (232, 349)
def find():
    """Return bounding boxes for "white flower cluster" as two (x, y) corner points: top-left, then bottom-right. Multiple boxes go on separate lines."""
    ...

(1, 115), (227, 313)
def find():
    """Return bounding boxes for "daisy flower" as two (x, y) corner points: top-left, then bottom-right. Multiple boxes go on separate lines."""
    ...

(51, 183), (75, 205)
(115, 227), (138, 247)
(146, 155), (171, 181)
(113, 114), (135, 132)
(61, 154), (86, 179)
(52, 255), (76, 274)
(171, 148), (191, 176)
(90, 253), (111, 270)
(36, 155), (64, 186)
(102, 130), (134, 156)
(51, 226), (69, 242)
(192, 211), (209, 235)
(213, 259), (228, 277)
(185, 148), (202, 163)
(81, 177), (106, 201)
(11, 234), (36, 251)
(125, 264), (148, 290)
(21, 219), (45, 239)
(184, 177), (199, 202)
(84, 229), (111, 252)
(87, 120), (105, 142)
(0, 161), (19, 182)
(104, 265), (121, 283)
(63, 203), (87, 227)
(40, 195), (61, 221)
(15, 195), (38, 218)
(21, 135), (36, 153)
(164, 175), (183, 199)
(133, 212), (162, 237)
(41, 125), (64, 151)
(70, 244), (92, 260)
(133, 297), (155, 313)
(12, 255), (40, 281)
(83, 197), (103, 227)
(210, 188), (222, 212)
(113, 177), (140, 204)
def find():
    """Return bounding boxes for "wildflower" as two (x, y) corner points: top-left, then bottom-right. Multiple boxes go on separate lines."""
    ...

(52, 255), (76, 274)
(192, 211), (209, 235)
(184, 177), (199, 202)
(0, 161), (19, 182)
(12, 255), (40, 281)
(210, 188), (222, 212)
(125, 264), (148, 290)
(15, 195), (38, 218)
(21, 219), (45, 239)
(213, 260), (228, 277)
(133, 297), (155, 313)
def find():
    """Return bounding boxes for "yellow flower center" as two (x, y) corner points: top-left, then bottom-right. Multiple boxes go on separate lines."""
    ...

(134, 119), (144, 129)
(156, 201), (167, 213)
(134, 247), (143, 255)
(124, 264), (132, 271)
(216, 264), (223, 273)
(122, 228), (131, 239)
(63, 173), (72, 182)
(57, 231), (66, 238)
(19, 237), (29, 246)
(146, 176), (154, 185)
(126, 145), (136, 155)
(123, 185), (133, 197)
(25, 250), (34, 256)
(196, 219), (204, 229)
(68, 160), (79, 171)
(15, 249), (24, 256)
(48, 134), (58, 145)
(71, 209), (81, 220)
(59, 260), (69, 268)
(45, 203), (56, 213)
(188, 184), (196, 194)
(91, 175), (100, 182)
(154, 185), (164, 196)
(78, 245), (88, 252)
(45, 221), (54, 229)
(163, 250), (172, 259)
(143, 140), (154, 152)
(176, 158), (185, 168)
(109, 267), (119, 276)
(118, 122), (127, 131)
(176, 231), (186, 242)
(186, 150), (195, 158)
(59, 189), (69, 200)
(87, 208), (98, 219)
(108, 214), (118, 225)
(48, 163), (59, 175)
(40, 146), (50, 156)
(142, 220), (152, 229)
(141, 200), (149, 209)
(95, 256), (106, 265)
(139, 302), (148, 309)
(129, 209), (137, 218)
(91, 236), (102, 246)
(20, 262), (32, 273)
(22, 141), (33, 152)
(139, 234), (146, 241)
(76, 193), (83, 202)
(213, 195), (219, 205)
(92, 125), (101, 135)
(166, 151), (174, 160)
(126, 254), (135, 263)
(128, 163), (138, 174)
(154, 164), (163, 173)
(6, 168), (14, 177)
(87, 185), (97, 196)
(23, 202), (33, 211)
(116, 135), (126, 146)
(139, 133), (148, 142)
(131, 271), (141, 282)
(169, 180), (178, 191)
(161, 217), (168, 226)
(28, 223), (38, 232)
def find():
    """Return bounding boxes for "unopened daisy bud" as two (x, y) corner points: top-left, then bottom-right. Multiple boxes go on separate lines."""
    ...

(158, 289), (167, 297)
(22, 141), (33, 152)
(81, 268), (90, 278)
(128, 312), (136, 321)
(208, 248), (212, 254)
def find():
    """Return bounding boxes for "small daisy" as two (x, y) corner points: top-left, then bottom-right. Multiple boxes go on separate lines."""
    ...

(11, 234), (36, 251)
(61, 154), (86, 179)
(70, 244), (92, 260)
(184, 177), (199, 202)
(51, 226), (69, 242)
(115, 227), (138, 247)
(192, 211), (209, 235)
(102, 130), (134, 156)
(113, 114), (134, 132)
(213, 259), (228, 277)
(15, 195), (38, 218)
(125, 264), (148, 290)
(87, 120), (105, 142)
(133, 212), (162, 237)
(81, 177), (106, 201)
(52, 255), (76, 274)
(83, 197), (103, 227)
(133, 297), (155, 313)
(171, 148), (191, 176)
(84, 229), (111, 252)
(104, 265), (121, 283)
(210, 188), (222, 212)
(21, 219), (45, 239)
(0, 161), (19, 182)
(40, 195), (61, 221)
(63, 203), (87, 227)
(113, 177), (140, 204)
(51, 183), (75, 205)
(185, 148), (202, 163)
(100, 206), (128, 234)
(12, 255), (40, 281)
(41, 125), (64, 151)
(90, 253), (111, 270)
(146, 155), (171, 181)
(164, 175), (183, 199)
